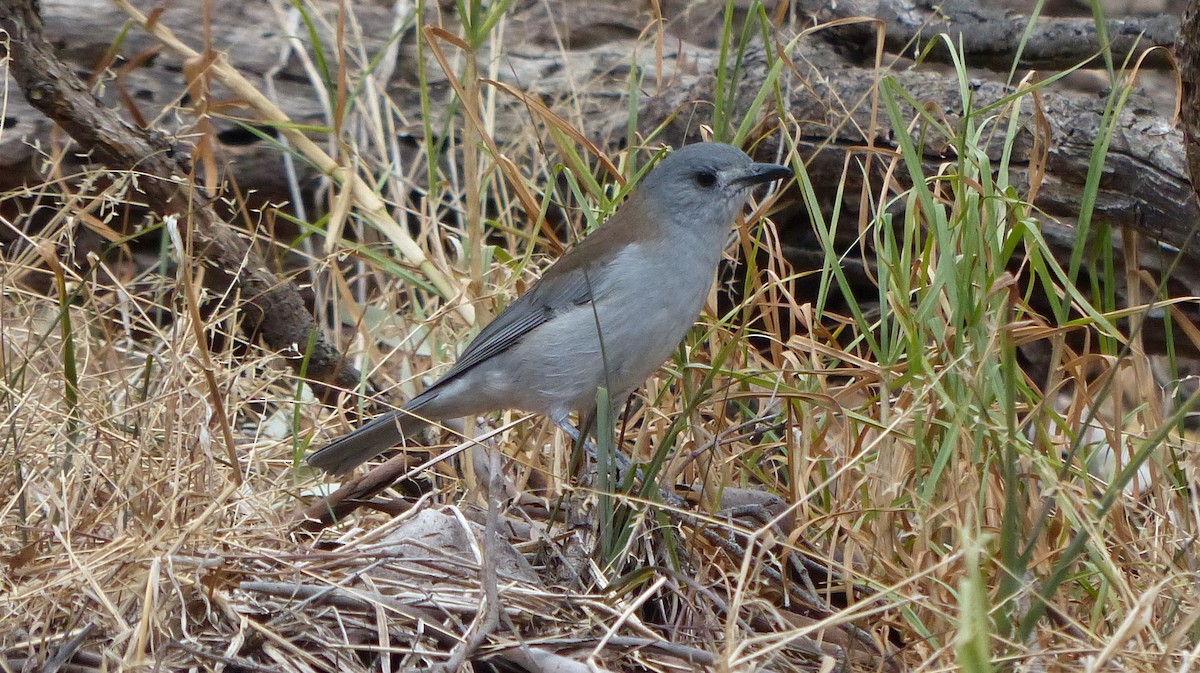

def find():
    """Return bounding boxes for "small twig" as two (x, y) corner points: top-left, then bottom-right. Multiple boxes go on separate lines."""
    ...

(42, 622), (95, 673)
(240, 581), (463, 648)
(438, 444), (505, 672)
(162, 640), (282, 673)
(295, 417), (529, 529)
(292, 451), (426, 530)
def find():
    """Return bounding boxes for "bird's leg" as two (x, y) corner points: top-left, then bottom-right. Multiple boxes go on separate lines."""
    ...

(552, 411), (688, 508)
(552, 413), (633, 484)
(552, 411), (589, 480)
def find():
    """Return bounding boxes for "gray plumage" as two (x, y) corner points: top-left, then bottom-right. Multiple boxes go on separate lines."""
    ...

(307, 142), (791, 474)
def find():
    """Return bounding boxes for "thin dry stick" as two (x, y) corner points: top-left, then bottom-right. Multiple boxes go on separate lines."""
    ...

(294, 417), (531, 528)
(439, 444), (504, 672)
(165, 216), (242, 482)
(240, 581), (462, 648)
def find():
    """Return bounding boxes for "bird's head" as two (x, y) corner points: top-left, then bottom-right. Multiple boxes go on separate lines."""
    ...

(636, 142), (792, 234)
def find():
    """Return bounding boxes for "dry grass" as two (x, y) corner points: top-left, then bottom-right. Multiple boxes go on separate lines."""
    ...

(3, 1), (1200, 672)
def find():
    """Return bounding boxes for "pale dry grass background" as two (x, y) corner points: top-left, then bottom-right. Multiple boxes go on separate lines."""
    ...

(3, 1), (1200, 671)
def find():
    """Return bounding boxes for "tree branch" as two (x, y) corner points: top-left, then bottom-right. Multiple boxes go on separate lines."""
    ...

(0, 0), (363, 401)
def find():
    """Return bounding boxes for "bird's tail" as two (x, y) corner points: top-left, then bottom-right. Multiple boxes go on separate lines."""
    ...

(305, 409), (427, 475)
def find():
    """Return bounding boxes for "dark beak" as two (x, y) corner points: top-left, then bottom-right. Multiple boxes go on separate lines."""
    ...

(733, 162), (793, 188)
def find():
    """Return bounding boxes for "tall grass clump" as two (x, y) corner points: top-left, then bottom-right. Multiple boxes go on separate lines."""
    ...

(756, 33), (1199, 668)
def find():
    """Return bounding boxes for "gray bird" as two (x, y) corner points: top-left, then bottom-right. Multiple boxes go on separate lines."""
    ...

(307, 142), (792, 474)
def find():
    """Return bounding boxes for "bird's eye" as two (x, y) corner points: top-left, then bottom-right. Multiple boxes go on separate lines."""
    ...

(695, 170), (717, 188)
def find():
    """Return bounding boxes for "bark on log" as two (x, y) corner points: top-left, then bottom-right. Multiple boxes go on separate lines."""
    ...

(811, 0), (1179, 70)
(1178, 0), (1200, 202)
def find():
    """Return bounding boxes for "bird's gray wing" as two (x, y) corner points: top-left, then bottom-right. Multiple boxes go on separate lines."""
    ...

(418, 212), (634, 393)
(431, 262), (596, 385)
